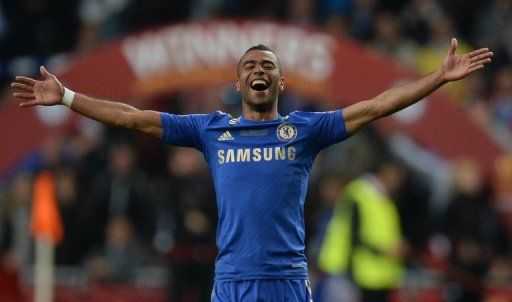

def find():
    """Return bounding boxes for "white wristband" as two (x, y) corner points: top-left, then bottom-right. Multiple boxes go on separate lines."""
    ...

(61, 88), (75, 107)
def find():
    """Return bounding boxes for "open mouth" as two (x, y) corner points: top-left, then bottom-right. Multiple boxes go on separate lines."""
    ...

(250, 79), (269, 91)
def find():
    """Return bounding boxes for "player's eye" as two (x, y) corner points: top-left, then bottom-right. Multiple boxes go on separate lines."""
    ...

(263, 63), (274, 69)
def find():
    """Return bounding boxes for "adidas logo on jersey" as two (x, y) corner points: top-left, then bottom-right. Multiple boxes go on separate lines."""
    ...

(218, 131), (234, 141)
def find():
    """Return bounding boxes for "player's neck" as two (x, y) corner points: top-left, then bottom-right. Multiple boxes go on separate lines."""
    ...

(242, 109), (279, 121)
(242, 103), (279, 121)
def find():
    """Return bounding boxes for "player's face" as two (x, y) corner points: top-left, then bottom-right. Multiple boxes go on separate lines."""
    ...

(236, 50), (284, 112)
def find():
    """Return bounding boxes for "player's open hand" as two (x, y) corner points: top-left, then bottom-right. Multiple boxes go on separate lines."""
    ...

(11, 66), (64, 107)
(441, 38), (493, 82)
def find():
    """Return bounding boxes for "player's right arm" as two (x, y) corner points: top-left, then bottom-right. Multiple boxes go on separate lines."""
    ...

(11, 66), (162, 139)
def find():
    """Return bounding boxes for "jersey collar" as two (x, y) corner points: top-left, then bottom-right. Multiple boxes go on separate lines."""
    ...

(238, 114), (283, 126)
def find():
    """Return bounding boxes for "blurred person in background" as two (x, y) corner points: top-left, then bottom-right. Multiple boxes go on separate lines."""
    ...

(285, 0), (317, 26)
(0, 174), (31, 302)
(493, 155), (512, 250)
(462, 72), (492, 128)
(85, 141), (155, 250)
(371, 10), (417, 68)
(414, 10), (473, 103)
(490, 66), (512, 131)
(65, 118), (107, 197)
(53, 167), (86, 265)
(349, 0), (378, 41)
(151, 148), (216, 302)
(322, 12), (351, 40)
(11, 38), (492, 301)
(400, 0), (442, 44)
(85, 215), (148, 283)
(307, 174), (351, 302)
(318, 159), (409, 302)
(218, 0), (284, 20)
(441, 158), (504, 302)
(0, 0), (80, 57)
(121, 0), (192, 34)
(0, 174), (32, 268)
(308, 174), (347, 265)
(77, 0), (133, 50)
(473, 0), (512, 55)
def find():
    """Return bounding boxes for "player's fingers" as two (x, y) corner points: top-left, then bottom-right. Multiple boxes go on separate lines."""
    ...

(470, 52), (493, 63)
(13, 92), (35, 99)
(19, 100), (39, 107)
(11, 82), (34, 92)
(469, 48), (491, 59)
(40, 66), (53, 79)
(40, 65), (48, 77)
(467, 65), (484, 74)
(449, 38), (457, 55)
(14, 76), (36, 86)
(470, 58), (492, 68)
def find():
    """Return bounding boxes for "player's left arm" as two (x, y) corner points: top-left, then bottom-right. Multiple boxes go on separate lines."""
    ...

(342, 38), (493, 135)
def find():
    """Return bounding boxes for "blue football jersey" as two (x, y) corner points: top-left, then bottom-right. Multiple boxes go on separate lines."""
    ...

(160, 110), (349, 281)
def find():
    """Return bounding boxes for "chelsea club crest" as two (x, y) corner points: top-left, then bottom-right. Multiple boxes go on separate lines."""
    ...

(277, 123), (297, 142)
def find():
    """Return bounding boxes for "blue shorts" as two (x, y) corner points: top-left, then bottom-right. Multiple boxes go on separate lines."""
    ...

(211, 279), (313, 302)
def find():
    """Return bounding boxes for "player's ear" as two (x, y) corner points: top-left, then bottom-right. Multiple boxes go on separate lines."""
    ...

(279, 77), (284, 91)
(236, 79), (241, 92)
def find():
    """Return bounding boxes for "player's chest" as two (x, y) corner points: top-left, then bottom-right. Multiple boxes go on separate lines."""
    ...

(203, 123), (312, 169)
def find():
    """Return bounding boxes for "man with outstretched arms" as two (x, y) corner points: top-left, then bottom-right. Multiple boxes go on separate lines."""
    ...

(12, 39), (492, 301)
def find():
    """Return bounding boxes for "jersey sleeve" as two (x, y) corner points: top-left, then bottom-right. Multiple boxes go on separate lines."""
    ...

(160, 113), (210, 151)
(310, 109), (349, 150)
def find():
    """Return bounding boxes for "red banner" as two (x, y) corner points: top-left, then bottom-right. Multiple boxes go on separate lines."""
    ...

(0, 20), (503, 177)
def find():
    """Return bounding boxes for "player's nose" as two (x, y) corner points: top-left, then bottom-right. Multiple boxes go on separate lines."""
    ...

(253, 64), (265, 74)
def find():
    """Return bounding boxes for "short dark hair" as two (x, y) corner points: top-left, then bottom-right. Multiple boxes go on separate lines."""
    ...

(237, 44), (282, 76)
(245, 44), (274, 53)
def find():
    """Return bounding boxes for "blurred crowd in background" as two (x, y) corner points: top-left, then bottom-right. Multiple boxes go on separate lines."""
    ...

(1, 0), (512, 301)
